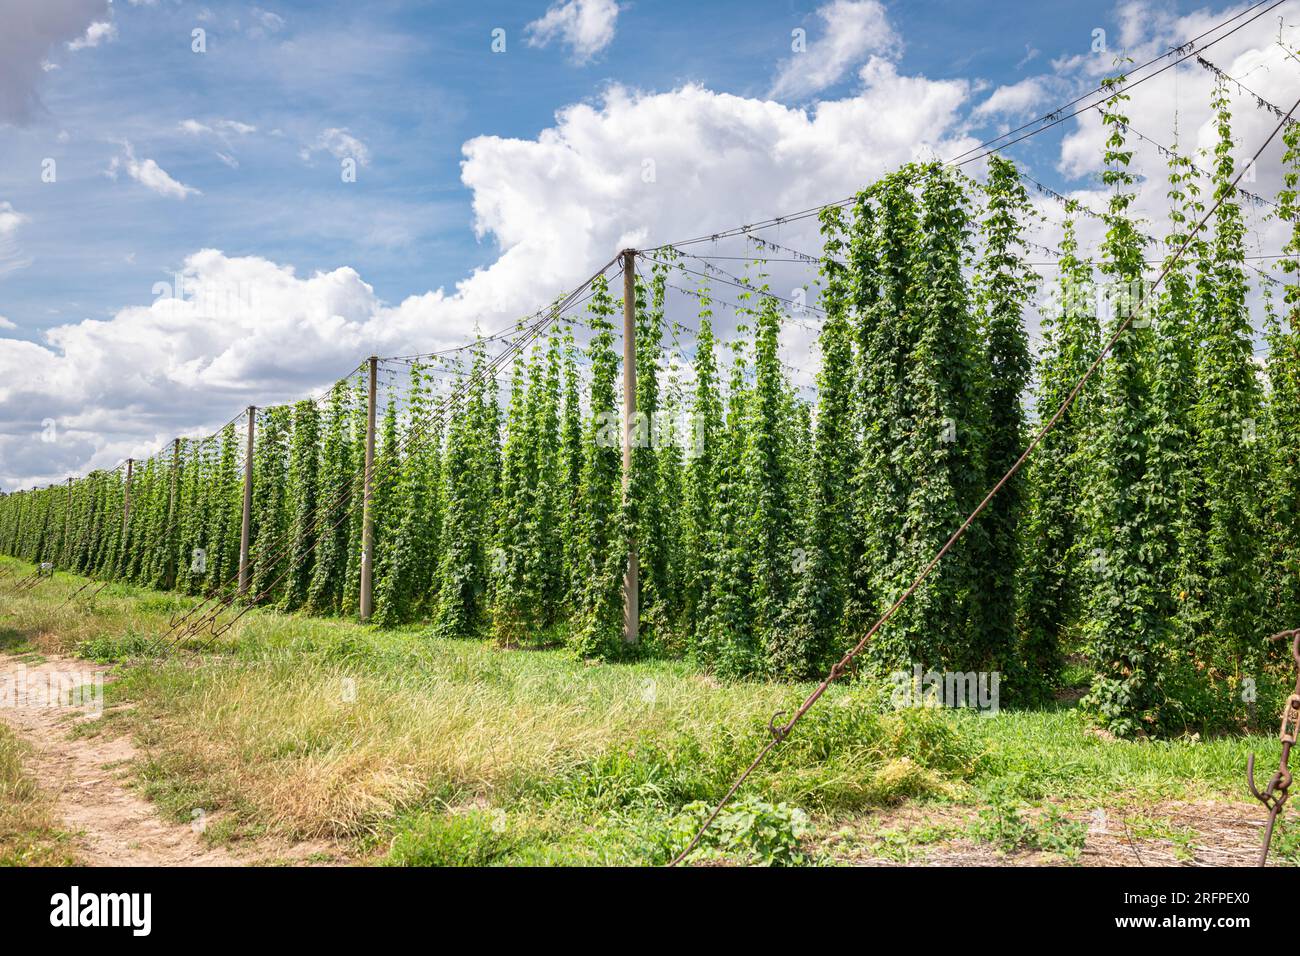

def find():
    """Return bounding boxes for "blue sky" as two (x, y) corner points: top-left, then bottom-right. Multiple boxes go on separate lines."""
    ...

(1, 0), (1110, 329)
(2, 0), (1298, 488)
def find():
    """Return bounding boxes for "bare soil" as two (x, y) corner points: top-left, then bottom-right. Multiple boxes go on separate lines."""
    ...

(0, 653), (335, 867)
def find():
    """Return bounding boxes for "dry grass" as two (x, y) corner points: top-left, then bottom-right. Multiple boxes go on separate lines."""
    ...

(0, 557), (804, 843)
(0, 722), (77, 865)
(4, 554), (1287, 867)
(116, 652), (794, 840)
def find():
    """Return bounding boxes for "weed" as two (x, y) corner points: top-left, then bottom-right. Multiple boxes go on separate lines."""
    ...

(671, 796), (810, 866)
(78, 630), (155, 663)
(386, 809), (515, 867)
(968, 778), (1087, 859)
(1036, 806), (1088, 861)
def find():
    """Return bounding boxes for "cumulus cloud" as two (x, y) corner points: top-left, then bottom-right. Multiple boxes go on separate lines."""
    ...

(67, 19), (117, 52)
(1054, 3), (1300, 186)
(0, 0), (109, 125)
(525, 0), (619, 64)
(0, 201), (26, 238)
(771, 0), (899, 100)
(10, 0), (1294, 491)
(460, 69), (971, 301)
(106, 141), (201, 199)
(4, 65), (976, 489)
(0, 316), (16, 331)
(973, 77), (1047, 118)
(0, 249), (506, 487)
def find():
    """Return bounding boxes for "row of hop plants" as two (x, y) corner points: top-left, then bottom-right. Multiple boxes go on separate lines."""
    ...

(4, 77), (1300, 736)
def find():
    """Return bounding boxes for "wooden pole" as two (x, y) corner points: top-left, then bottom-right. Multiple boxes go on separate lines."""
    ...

(360, 356), (378, 622)
(621, 249), (639, 645)
(121, 458), (134, 541)
(60, 476), (73, 566)
(166, 438), (181, 588)
(238, 406), (256, 594)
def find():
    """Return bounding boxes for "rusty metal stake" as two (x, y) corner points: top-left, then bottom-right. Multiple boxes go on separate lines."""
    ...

(55, 579), (93, 611)
(1247, 627), (1300, 866)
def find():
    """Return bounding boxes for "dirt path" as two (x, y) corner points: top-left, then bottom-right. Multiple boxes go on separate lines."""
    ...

(0, 653), (245, 866)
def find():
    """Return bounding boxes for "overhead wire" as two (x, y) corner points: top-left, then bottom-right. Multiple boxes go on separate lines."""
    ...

(158, 256), (621, 653)
(669, 76), (1300, 869)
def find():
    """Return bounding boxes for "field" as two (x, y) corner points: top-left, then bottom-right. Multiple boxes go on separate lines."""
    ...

(1, 553), (1293, 867)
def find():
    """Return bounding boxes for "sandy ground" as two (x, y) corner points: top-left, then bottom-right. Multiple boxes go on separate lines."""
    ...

(0, 653), (334, 867)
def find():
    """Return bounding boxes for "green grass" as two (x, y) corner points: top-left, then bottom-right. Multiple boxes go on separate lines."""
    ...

(966, 707), (1270, 801)
(0, 554), (1288, 866)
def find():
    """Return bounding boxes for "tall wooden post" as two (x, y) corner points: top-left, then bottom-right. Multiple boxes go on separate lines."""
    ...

(122, 458), (134, 540)
(166, 438), (181, 588)
(238, 406), (256, 594)
(621, 249), (639, 645)
(359, 356), (378, 622)
(60, 476), (73, 566)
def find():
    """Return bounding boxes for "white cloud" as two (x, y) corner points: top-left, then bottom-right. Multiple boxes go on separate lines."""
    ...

(300, 127), (370, 166)
(974, 77), (1047, 118)
(0, 0), (109, 125)
(181, 118), (256, 137)
(460, 72), (970, 276)
(0, 201), (32, 278)
(67, 19), (116, 51)
(771, 0), (899, 100)
(0, 316), (16, 331)
(0, 201), (26, 238)
(180, 117), (257, 168)
(4, 65), (976, 488)
(0, 250), (478, 487)
(525, 0), (619, 64)
(1016, 45), (1040, 70)
(250, 8), (286, 35)
(14, 1), (1295, 490)
(1054, 3), (1300, 184)
(107, 142), (201, 200)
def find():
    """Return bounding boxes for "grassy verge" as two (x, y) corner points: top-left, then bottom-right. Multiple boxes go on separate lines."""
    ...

(0, 722), (77, 866)
(0, 554), (1289, 866)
